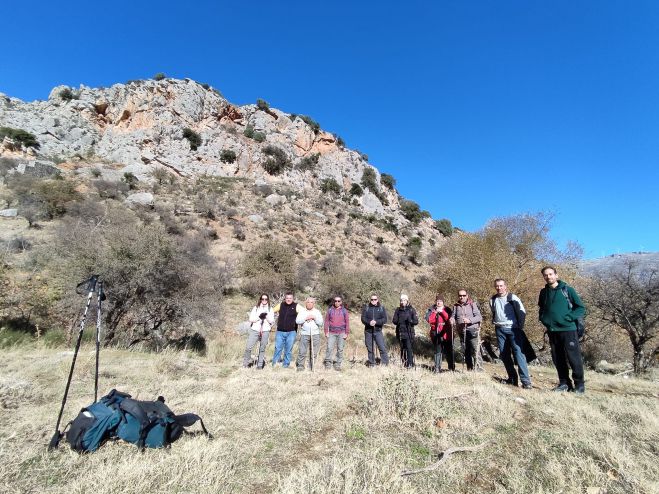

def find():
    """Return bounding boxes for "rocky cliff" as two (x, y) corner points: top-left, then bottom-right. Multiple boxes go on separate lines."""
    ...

(0, 78), (403, 216)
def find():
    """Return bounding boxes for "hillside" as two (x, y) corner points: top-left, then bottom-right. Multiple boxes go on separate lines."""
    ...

(1, 78), (449, 322)
(580, 252), (659, 276)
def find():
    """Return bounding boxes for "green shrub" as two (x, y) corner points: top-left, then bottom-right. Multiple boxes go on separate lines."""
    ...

(434, 218), (453, 237)
(334, 134), (345, 147)
(297, 153), (319, 172)
(320, 178), (341, 194)
(150, 167), (169, 185)
(183, 128), (202, 150)
(253, 131), (266, 142)
(381, 173), (396, 190)
(90, 168), (102, 178)
(220, 149), (237, 164)
(122, 172), (138, 190)
(400, 199), (430, 225)
(349, 183), (363, 196)
(361, 167), (378, 192)
(6, 175), (80, 226)
(0, 127), (39, 149)
(200, 82), (210, 90)
(356, 151), (369, 161)
(262, 145), (290, 175)
(58, 88), (77, 101)
(240, 240), (297, 296)
(299, 115), (321, 134)
(243, 125), (255, 138)
(153, 72), (166, 81)
(256, 98), (269, 111)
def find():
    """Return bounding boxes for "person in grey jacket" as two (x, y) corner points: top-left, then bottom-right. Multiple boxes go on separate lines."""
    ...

(360, 294), (390, 366)
(295, 297), (324, 371)
(451, 289), (483, 371)
(489, 279), (532, 388)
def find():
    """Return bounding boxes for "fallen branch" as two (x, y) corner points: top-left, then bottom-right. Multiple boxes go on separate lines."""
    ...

(613, 369), (634, 377)
(401, 442), (488, 477)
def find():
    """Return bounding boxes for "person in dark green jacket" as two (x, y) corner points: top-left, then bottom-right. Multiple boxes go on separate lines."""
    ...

(538, 266), (586, 393)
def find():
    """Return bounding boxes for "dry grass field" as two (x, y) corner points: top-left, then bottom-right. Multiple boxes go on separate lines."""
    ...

(1, 328), (658, 494)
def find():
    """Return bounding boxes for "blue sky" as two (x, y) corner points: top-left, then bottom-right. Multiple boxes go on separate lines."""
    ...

(1, 1), (658, 258)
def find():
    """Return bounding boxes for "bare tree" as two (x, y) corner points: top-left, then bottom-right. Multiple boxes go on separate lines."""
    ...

(585, 261), (659, 373)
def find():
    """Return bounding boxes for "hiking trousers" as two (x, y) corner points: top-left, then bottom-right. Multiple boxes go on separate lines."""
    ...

(496, 326), (531, 385)
(365, 330), (389, 365)
(549, 330), (584, 388)
(243, 330), (270, 367)
(399, 336), (415, 368)
(431, 332), (455, 371)
(324, 333), (346, 369)
(463, 330), (481, 370)
(296, 334), (321, 370)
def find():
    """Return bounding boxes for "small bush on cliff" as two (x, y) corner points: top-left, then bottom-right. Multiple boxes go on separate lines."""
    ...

(153, 72), (166, 81)
(183, 128), (202, 150)
(350, 183), (363, 196)
(297, 153), (319, 172)
(220, 149), (237, 164)
(262, 145), (290, 175)
(381, 173), (396, 190)
(0, 127), (40, 149)
(320, 178), (341, 195)
(400, 199), (430, 225)
(299, 115), (321, 134)
(58, 88), (77, 101)
(434, 218), (453, 237)
(256, 99), (269, 111)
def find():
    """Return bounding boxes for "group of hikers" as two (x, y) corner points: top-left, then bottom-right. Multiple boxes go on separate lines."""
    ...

(243, 265), (587, 394)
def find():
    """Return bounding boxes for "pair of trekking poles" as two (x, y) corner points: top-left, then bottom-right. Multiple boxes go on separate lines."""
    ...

(49, 275), (106, 450)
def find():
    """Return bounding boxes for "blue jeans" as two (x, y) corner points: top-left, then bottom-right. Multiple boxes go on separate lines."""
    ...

(272, 331), (296, 367)
(496, 326), (531, 385)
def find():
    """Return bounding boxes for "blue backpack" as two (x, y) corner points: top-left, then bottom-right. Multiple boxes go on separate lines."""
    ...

(65, 389), (211, 452)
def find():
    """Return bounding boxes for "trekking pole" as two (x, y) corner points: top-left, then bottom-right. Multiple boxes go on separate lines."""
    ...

(309, 329), (314, 372)
(461, 324), (466, 372)
(48, 275), (98, 451)
(94, 281), (105, 402)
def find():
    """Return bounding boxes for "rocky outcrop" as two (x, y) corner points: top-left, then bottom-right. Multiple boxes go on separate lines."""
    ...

(0, 77), (420, 224)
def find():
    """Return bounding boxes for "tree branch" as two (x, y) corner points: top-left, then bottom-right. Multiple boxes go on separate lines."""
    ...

(401, 442), (488, 477)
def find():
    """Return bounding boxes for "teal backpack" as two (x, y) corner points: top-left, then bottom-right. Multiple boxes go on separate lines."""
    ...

(65, 389), (212, 452)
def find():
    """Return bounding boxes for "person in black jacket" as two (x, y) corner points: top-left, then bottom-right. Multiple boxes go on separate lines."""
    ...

(393, 294), (419, 368)
(360, 294), (390, 366)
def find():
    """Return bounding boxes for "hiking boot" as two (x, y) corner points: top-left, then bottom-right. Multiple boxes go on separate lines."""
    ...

(296, 366), (304, 372)
(574, 384), (585, 395)
(522, 383), (533, 390)
(324, 365), (332, 370)
(504, 378), (519, 387)
(553, 384), (570, 392)
(333, 366), (342, 371)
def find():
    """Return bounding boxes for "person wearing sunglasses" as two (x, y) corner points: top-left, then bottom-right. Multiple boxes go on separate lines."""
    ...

(450, 290), (483, 371)
(243, 294), (275, 369)
(360, 294), (390, 366)
(323, 296), (350, 371)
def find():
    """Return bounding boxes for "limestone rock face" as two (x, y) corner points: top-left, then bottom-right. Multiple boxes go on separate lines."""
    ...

(0, 77), (416, 224)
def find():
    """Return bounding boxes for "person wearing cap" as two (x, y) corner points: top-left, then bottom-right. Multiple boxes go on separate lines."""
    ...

(392, 294), (419, 368)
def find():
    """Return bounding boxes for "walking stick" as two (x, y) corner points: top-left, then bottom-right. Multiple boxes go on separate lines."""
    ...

(94, 281), (104, 402)
(461, 323), (466, 372)
(49, 275), (98, 450)
(309, 329), (315, 372)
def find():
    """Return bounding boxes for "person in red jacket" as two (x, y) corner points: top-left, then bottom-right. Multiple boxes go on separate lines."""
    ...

(426, 296), (454, 372)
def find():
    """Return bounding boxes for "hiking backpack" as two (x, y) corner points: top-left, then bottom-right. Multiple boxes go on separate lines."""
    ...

(65, 389), (212, 453)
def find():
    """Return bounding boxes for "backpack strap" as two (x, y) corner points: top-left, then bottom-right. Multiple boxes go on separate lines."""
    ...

(560, 285), (573, 310)
(174, 413), (213, 439)
(119, 399), (151, 450)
